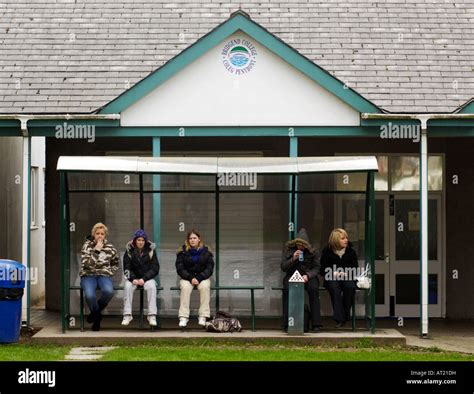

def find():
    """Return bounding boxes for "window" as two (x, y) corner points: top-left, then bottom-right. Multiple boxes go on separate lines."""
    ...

(336, 156), (388, 191)
(390, 155), (443, 191)
(30, 167), (39, 228)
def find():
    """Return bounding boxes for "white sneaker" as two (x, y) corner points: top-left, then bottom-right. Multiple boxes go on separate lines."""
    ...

(198, 316), (207, 326)
(121, 315), (133, 326)
(147, 315), (157, 327)
(178, 317), (189, 328)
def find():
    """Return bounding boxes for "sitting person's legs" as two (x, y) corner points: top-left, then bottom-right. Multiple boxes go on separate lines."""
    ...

(81, 276), (99, 314)
(325, 280), (345, 325)
(305, 277), (322, 329)
(197, 279), (211, 324)
(97, 276), (114, 311)
(341, 280), (356, 322)
(179, 279), (193, 320)
(123, 280), (136, 316)
(122, 280), (135, 325)
(144, 279), (157, 326)
(282, 286), (289, 331)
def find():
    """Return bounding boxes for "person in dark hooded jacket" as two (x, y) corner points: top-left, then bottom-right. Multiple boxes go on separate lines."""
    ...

(121, 229), (160, 327)
(176, 229), (214, 328)
(320, 228), (358, 328)
(281, 228), (322, 332)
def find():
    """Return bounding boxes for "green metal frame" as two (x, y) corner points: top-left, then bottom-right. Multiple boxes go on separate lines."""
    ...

(59, 167), (377, 333)
(365, 171), (376, 334)
(215, 176), (220, 311)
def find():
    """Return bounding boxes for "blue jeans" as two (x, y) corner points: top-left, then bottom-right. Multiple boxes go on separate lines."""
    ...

(80, 276), (114, 313)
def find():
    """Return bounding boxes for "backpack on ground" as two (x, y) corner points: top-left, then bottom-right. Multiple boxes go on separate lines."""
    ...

(205, 311), (242, 333)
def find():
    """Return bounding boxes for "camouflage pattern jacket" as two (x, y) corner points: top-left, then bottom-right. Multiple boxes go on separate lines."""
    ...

(80, 236), (119, 277)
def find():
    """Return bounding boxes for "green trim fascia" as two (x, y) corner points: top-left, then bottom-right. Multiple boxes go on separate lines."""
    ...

(99, 13), (380, 114)
(22, 125), (474, 138)
(429, 126), (474, 137)
(29, 126), (383, 137)
(0, 120), (21, 135)
(427, 119), (474, 127)
(458, 100), (474, 114)
(0, 120), (21, 127)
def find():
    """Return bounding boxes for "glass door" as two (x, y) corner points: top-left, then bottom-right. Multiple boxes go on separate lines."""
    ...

(336, 195), (390, 316)
(390, 195), (442, 317)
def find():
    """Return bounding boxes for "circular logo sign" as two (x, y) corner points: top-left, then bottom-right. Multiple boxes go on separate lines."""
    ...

(222, 39), (257, 75)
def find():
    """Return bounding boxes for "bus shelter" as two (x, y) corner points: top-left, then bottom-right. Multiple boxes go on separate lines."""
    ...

(57, 156), (378, 333)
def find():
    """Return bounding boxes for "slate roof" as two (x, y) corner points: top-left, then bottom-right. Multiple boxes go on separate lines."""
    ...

(0, 0), (473, 114)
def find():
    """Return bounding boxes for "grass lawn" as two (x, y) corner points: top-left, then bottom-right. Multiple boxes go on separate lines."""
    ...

(100, 340), (474, 362)
(0, 340), (472, 361)
(0, 344), (72, 361)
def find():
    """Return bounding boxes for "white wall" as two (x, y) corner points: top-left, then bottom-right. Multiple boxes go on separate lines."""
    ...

(122, 31), (360, 127)
(29, 137), (46, 307)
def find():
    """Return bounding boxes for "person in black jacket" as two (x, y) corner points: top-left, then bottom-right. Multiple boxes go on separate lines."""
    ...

(122, 229), (160, 327)
(281, 228), (322, 332)
(176, 229), (214, 328)
(320, 228), (358, 328)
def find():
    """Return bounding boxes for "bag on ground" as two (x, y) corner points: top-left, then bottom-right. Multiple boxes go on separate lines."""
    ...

(205, 311), (242, 333)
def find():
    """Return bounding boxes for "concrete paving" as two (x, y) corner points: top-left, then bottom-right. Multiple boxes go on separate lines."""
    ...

(31, 325), (405, 346)
(29, 309), (474, 353)
(405, 335), (474, 354)
(65, 346), (117, 361)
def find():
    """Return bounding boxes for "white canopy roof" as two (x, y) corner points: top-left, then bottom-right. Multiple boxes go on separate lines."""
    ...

(57, 156), (378, 174)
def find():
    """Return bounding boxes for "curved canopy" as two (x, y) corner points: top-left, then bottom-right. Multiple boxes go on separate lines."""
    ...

(57, 156), (378, 174)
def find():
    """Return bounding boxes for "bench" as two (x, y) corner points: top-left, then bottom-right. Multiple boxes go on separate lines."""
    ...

(69, 284), (164, 331)
(271, 286), (369, 331)
(170, 285), (264, 331)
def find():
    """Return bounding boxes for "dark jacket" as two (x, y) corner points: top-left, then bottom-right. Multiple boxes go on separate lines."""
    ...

(123, 240), (160, 282)
(176, 245), (214, 283)
(281, 238), (321, 282)
(320, 242), (358, 281)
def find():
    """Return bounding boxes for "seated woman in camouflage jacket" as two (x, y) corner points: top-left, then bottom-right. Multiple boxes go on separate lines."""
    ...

(80, 222), (119, 331)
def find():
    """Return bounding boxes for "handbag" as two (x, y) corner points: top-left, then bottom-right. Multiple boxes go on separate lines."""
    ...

(356, 264), (371, 289)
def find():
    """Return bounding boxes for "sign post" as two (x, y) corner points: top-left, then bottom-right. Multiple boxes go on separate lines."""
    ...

(288, 270), (305, 335)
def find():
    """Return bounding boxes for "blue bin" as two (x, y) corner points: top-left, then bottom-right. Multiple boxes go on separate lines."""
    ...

(0, 260), (25, 343)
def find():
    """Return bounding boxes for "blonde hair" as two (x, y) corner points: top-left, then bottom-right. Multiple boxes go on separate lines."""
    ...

(184, 229), (204, 250)
(328, 228), (348, 251)
(91, 222), (108, 237)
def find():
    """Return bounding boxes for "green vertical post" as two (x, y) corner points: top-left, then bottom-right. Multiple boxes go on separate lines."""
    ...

(289, 137), (298, 239)
(59, 171), (67, 333)
(152, 138), (161, 250)
(215, 177), (220, 312)
(152, 138), (162, 320)
(139, 174), (144, 229)
(365, 171), (376, 333)
(250, 289), (256, 331)
(288, 277), (305, 335)
(65, 174), (71, 326)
